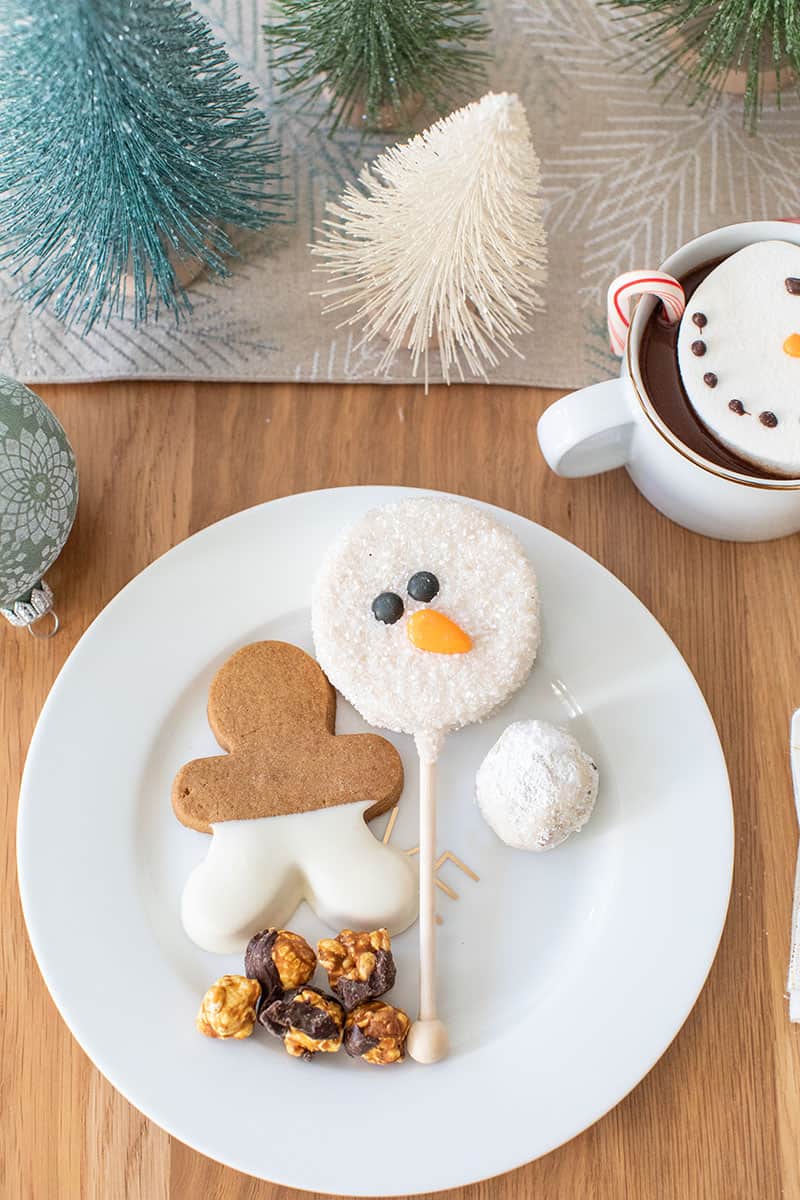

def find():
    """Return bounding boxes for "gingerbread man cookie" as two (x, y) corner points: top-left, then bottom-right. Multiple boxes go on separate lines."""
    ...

(174, 641), (418, 954)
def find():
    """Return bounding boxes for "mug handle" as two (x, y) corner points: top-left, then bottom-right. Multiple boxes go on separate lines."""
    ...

(537, 378), (635, 478)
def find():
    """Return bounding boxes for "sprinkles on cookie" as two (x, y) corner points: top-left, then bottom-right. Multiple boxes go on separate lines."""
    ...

(311, 496), (540, 761)
(312, 496), (540, 1065)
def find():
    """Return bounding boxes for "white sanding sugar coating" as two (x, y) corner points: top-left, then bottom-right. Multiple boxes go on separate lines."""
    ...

(311, 497), (540, 761)
(677, 240), (800, 476)
(476, 720), (598, 851)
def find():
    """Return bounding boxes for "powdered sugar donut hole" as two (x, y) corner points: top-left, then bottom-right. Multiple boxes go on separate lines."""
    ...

(311, 497), (540, 756)
(476, 720), (598, 851)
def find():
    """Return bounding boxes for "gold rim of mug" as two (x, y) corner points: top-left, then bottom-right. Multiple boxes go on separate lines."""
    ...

(625, 326), (800, 492)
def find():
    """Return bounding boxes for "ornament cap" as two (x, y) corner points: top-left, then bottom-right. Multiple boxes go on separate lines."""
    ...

(1, 579), (59, 637)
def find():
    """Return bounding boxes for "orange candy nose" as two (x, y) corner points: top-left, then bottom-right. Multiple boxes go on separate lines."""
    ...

(784, 333), (800, 357)
(406, 609), (472, 655)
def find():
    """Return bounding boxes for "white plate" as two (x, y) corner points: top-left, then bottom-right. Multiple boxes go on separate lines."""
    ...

(18, 487), (733, 1196)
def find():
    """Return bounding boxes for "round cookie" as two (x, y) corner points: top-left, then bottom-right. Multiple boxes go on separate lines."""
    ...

(676, 240), (800, 476)
(313, 496), (539, 1065)
(476, 719), (598, 851)
(311, 497), (540, 760)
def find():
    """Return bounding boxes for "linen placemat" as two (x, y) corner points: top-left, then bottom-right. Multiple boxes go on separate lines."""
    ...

(2, 0), (800, 390)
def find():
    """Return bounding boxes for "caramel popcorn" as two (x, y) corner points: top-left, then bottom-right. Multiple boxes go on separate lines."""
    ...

(260, 986), (345, 1060)
(245, 928), (316, 1004)
(196, 975), (261, 1039)
(344, 1001), (410, 1065)
(317, 929), (395, 1010)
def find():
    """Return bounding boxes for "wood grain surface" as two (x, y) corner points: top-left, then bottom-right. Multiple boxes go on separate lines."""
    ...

(1, 380), (796, 1200)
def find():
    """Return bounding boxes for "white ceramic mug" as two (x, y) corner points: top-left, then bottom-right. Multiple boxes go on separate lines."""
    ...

(537, 220), (800, 541)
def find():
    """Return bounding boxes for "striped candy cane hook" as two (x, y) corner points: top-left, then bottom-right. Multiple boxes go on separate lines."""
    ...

(607, 271), (686, 356)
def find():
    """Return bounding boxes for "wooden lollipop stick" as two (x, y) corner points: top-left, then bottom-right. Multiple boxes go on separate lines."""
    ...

(419, 758), (437, 1020)
(407, 755), (449, 1063)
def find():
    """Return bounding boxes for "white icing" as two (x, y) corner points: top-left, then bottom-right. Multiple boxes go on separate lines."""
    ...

(476, 719), (598, 851)
(181, 802), (418, 954)
(676, 240), (800, 475)
(311, 497), (540, 751)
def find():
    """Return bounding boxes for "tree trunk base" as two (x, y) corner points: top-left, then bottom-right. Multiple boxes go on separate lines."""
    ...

(119, 223), (246, 301)
(322, 85), (424, 132)
(668, 32), (794, 97)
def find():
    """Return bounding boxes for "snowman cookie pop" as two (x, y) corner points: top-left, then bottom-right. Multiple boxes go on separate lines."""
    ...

(312, 497), (540, 1062)
(677, 239), (800, 477)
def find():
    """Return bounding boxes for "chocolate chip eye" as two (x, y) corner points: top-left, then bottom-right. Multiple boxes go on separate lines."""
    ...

(371, 592), (404, 624)
(786, 278), (800, 295)
(407, 571), (440, 603)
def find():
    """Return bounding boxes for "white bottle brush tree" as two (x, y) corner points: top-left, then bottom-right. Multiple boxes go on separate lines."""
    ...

(312, 92), (547, 385)
(0, 0), (284, 331)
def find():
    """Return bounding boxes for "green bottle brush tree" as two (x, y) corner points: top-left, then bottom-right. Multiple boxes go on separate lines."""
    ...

(0, 0), (284, 332)
(607, 0), (800, 129)
(264, 0), (491, 133)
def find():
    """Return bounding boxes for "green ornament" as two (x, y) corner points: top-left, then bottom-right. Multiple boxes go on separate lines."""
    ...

(0, 375), (78, 636)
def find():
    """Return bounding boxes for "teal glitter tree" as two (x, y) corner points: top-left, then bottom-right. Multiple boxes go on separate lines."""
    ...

(607, 0), (800, 129)
(0, 0), (284, 331)
(265, 0), (491, 133)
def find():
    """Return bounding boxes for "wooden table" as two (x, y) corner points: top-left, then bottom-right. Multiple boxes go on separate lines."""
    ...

(2, 380), (796, 1200)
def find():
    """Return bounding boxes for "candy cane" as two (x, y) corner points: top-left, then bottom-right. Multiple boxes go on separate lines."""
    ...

(607, 270), (686, 356)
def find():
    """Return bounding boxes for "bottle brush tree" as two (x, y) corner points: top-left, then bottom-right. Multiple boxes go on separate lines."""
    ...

(312, 92), (547, 386)
(607, 0), (800, 129)
(0, 0), (284, 331)
(264, 0), (491, 133)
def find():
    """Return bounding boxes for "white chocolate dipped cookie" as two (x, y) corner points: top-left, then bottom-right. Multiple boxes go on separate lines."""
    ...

(677, 240), (800, 476)
(311, 497), (540, 761)
(312, 495), (540, 1064)
(173, 641), (418, 954)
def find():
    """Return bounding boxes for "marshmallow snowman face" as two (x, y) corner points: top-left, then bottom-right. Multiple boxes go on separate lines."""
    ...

(677, 240), (800, 476)
(312, 498), (540, 757)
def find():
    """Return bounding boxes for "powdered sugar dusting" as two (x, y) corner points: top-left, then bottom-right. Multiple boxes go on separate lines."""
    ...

(476, 720), (598, 851)
(311, 498), (540, 753)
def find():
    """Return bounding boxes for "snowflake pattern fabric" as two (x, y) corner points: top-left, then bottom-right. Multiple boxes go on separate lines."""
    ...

(0, 0), (799, 389)
(0, 376), (78, 607)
